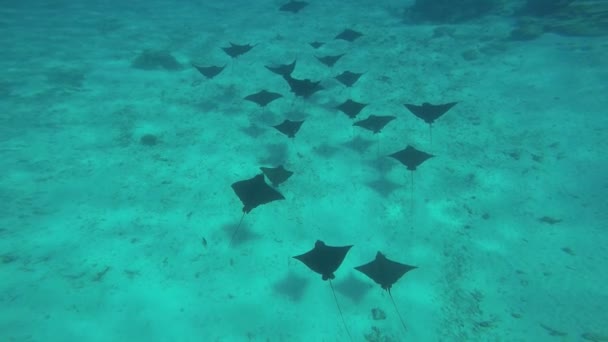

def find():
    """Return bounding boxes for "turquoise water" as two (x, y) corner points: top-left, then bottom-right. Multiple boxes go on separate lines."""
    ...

(1, 1), (607, 341)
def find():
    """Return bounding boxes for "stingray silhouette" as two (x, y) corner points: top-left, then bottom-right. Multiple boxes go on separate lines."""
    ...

(222, 42), (255, 58)
(355, 252), (417, 333)
(260, 165), (293, 187)
(353, 115), (396, 134)
(279, 0), (308, 13)
(404, 102), (457, 142)
(266, 60), (296, 77)
(316, 54), (345, 67)
(230, 174), (284, 243)
(282, 75), (324, 98)
(335, 29), (363, 42)
(388, 145), (434, 210)
(389, 145), (433, 172)
(192, 64), (225, 79)
(244, 90), (283, 107)
(273, 119), (304, 139)
(335, 71), (363, 88)
(294, 240), (354, 341)
(337, 99), (367, 119)
(309, 41), (325, 49)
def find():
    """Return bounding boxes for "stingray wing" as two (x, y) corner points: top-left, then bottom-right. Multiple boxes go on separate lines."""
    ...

(425, 102), (457, 123)
(273, 121), (292, 137)
(408, 147), (433, 170)
(355, 257), (386, 287)
(404, 103), (428, 122)
(293, 249), (321, 275)
(353, 117), (372, 131)
(244, 93), (263, 105)
(377, 254), (417, 290)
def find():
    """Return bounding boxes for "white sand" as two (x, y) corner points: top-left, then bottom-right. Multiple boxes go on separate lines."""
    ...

(1, 1), (607, 341)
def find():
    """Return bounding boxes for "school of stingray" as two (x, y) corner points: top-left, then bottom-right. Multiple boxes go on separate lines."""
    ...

(195, 2), (460, 339)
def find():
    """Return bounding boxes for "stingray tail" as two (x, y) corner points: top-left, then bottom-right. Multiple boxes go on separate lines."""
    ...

(230, 212), (246, 244)
(389, 291), (408, 333)
(409, 171), (414, 223)
(329, 280), (353, 342)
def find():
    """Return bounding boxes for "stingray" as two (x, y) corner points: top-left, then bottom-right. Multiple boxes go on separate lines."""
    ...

(294, 240), (352, 280)
(389, 145), (433, 172)
(353, 115), (395, 134)
(354, 115), (396, 158)
(337, 99), (367, 119)
(244, 90), (283, 107)
(265, 60), (296, 77)
(260, 165), (293, 187)
(282, 75), (324, 98)
(273, 119), (304, 138)
(335, 29), (363, 42)
(192, 64), (225, 79)
(355, 251), (417, 333)
(294, 240), (354, 340)
(316, 54), (345, 67)
(404, 102), (457, 142)
(309, 41), (325, 49)
(388, 145), (434, 208)
(335, 71), (363, 87)
(279, 0), (308, 13)
(230, 174), (285, 242)
(222, 42), (255, 59)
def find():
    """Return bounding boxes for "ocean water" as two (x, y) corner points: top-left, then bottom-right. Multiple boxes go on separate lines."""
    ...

(1, 0), (607, 341)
